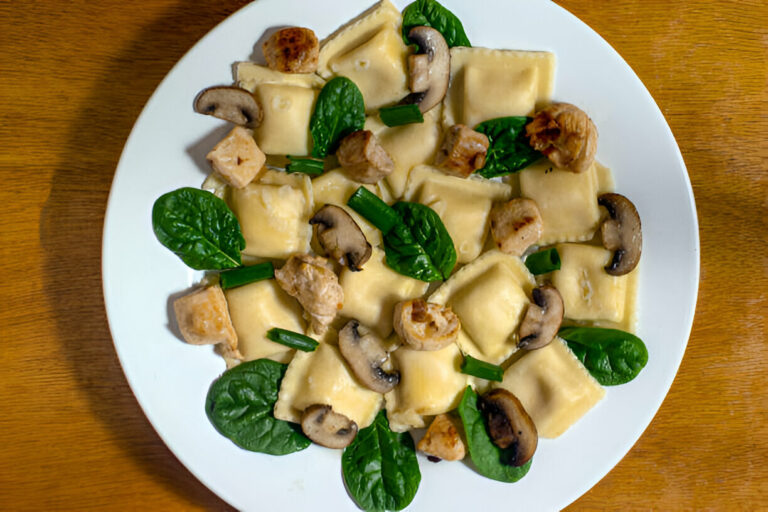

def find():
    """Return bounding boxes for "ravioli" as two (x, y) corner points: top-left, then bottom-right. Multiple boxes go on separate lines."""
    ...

(385, 342), (468, 432)
(318, 0), (409, 112)
(404, 165), (512, 263)
(224, 279), (305, 364)
(339, 247), (428, 338)
(442, 47), (556, 129)
(494, 338), (605, 438)
(228, 169), (313, 258)
(429, 250), (536, 365)
(274, 343), (383, 429)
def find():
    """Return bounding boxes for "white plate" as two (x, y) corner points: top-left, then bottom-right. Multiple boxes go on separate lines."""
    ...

(102, 0), (699, 510)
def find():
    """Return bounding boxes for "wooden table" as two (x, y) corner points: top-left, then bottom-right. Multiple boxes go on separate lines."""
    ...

(1, 0), (765, 509)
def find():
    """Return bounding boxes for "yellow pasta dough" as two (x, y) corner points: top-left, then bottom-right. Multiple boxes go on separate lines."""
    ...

(494, 338), (605, 439)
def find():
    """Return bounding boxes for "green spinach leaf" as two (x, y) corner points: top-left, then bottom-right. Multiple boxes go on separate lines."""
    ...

(401, 0), (471, 48)
(457, 387), (532, 483)
(558, 327), (649, 385)
(205, 359), (310, 455)
(152, 187), (244, 270)
(384, 202), (456, 282)
(474, 116), (542, 178)
(310, 76), (365, 158)
(342, 410), (420, 512)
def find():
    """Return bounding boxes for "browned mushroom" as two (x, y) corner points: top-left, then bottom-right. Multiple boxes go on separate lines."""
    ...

(194, 86), (262, 128)
(300, 404), (358, 449)
(518, 285), (564, 350)
(434, 124), (490, 178)
(393, 299), (459, 351)
(336, 130), (394, 184)
(526, 102), (597, 173)
(262, 27), (319, 73)
(310, 205), (372, 271)
(338, 320), (400, 393)
(489, 198), (543, 256)
(402, 26), (450, 113)
(598, 193), (642, 276)
(479, 389), (537, 467)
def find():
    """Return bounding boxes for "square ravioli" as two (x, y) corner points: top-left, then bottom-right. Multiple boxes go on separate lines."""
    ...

(224, 279), (305, 364)
(228, 170), (313, 259)
(551, 243), (633, 325)
(519, 160), (601, 244)
(339, 247), (429, 338)
(404, 165), (512, 263)
(494, 338), (605, 438)
(429, 251), (536, 365)
(274, 343), (382, 429)
(236, 62), (325, 156)
(385, 342), (467, 432)
(442, 47), (555, 129)
(317, 0), (409, 112)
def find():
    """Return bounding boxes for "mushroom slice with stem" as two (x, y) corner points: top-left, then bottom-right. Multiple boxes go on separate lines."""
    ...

(193, 86), (262, 128)
(518, 285), (564, 350)
(526, 102), (597, 173)
(479, 389), (538, 467)
(300, 404), (358, 449)
(393, 299), (459, 351)
(402, 26), (450, 113)
(338, 320), (400, 393)
(310, 205), (372, 271)
(598, 193), (642, 276)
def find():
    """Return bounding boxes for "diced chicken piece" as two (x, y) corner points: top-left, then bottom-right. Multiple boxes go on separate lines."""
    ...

(274, 254), (344, 335)
(206, 126), (265, 188)
(336, 130), (394, 184)
(393, 299), (459, 351)
(490, 198), (543, 257)
(173, 284), (239, 353)
(417, 413), (466, 461)
(526, 102), (598, 174)
(434, 124), (489, 178)
(262, 27), (319, 73)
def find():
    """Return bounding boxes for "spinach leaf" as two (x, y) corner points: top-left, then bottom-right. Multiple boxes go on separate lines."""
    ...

(401, 0), (471, 48)
(457, 387), (532, 483)
(310, 76), (365, 158)
(384, 202), (456, 282)
(474, 116), (542, 178)
(342, 410), (420, 512)
(205, 359), (310, 455)
(152, 187), (244, 270)
(558, 327), (649, 386)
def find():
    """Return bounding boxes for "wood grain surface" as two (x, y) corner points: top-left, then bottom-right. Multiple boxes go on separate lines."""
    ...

(0, 0), (765, 510)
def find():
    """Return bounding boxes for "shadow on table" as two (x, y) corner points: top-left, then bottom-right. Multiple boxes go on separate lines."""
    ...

(39, 1), (249, 509)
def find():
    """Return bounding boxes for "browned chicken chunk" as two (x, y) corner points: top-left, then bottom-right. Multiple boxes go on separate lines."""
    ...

(526, 102), (597, 174)
(417, 413), (466, 461)
(274, 254), (343, 335)
(173, 284), (239, 354)
(434, 124), (489, 178)
(262, 27), (319, 73)
(336, 130), (394, 184)
(489, 198), (543, 257)
(206, 126), (266, 188)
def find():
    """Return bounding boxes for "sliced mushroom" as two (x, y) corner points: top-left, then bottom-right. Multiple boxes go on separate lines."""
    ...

(518, 285), (564, 350)
(336, 130), (394, 184)
(434, 124), (490, 178)
(193, 86), (262, 128)
(479, 389), (537, 467)
(489, 198), (543, 256)
(402, 26), (450, 113)
(416, 413), (466, 461)
(310, 205), (372, 271)
(393, 299), (459, 351)
(598, 193), (642, 276)
(338, 320), (400, 393)
(526, 102), (597, 173)
(300, 404), (358, 449)
(262, 27), (319, 73)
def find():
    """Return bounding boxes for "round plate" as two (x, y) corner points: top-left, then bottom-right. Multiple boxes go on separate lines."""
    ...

(102, 0), (699, 509)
